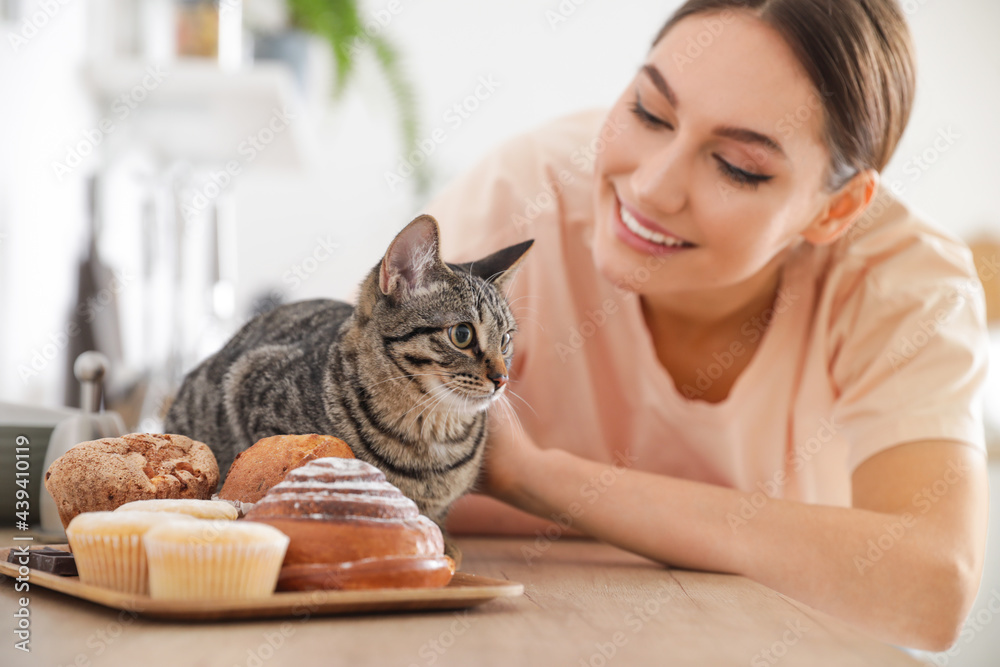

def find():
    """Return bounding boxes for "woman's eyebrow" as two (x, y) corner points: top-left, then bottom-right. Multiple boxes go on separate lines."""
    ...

(641, 64), (679, 108)
(641, 64), (788, 160)
(714, 126), (787, 159)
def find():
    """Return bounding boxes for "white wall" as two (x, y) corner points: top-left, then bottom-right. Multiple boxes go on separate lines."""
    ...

(883, 0), (1000, 238)
(0, 0), (93, 405)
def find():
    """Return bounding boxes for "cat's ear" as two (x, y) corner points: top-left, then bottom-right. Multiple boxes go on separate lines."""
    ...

(379, 214), (450, 299)
(450, 239), (535, 296)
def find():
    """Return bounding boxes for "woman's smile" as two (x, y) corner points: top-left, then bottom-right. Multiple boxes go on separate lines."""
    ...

(613, 192), (696, 257)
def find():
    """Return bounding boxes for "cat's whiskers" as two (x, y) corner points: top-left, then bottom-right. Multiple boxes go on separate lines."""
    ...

(413, 398), (452, 444)
(417, 376), (491, 443)
(510, 310), (544, 334)
(494, 394), (528, 445)
(361, 371), (449, 392)
(504, 387), (539, 418)
(507, 302), (541, 323)
(501, 274), (528, 302)
(494, 397), (515, 443)
(398, 382), (450, 425)
(400, 378), (457, 439)
(415, 381), (464, 442)
(403, 388), (447, 442)
(439, 387), (464, 442)
(505, 294), (536, 308)
(456, 394), (474, 439)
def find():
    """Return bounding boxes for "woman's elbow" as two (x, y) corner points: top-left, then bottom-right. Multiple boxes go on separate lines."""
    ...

(904, 553), (982, 652)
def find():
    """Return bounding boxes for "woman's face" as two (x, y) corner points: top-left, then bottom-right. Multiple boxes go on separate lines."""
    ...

(592, 11), (838, 296)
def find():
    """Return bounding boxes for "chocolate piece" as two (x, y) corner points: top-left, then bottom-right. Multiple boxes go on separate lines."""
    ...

(6, 547), (78, 576)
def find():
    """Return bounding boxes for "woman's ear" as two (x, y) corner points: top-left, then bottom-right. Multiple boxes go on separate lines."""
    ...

(802, 169), (880, 245)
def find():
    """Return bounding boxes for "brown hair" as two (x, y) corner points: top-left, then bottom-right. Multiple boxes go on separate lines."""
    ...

(653, 0), (917, 191)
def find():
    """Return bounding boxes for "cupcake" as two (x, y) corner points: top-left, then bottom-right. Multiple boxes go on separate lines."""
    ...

(66, 511), (198, 595)
(143, 521), (289, 600)
(115, 499), (239, 521)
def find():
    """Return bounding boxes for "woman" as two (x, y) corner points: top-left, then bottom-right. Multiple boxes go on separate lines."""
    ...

(426, 0), (989, 651)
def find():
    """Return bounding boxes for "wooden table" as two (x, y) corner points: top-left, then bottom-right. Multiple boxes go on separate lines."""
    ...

(0, 535), (923, 667)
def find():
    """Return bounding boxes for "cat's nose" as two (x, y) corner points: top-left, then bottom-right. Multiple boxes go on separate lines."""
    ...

(488, 372), (508, 390)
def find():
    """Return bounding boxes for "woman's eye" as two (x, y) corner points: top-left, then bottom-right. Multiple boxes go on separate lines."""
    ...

(713, 156), (773, 190)
(629, 97), (673, 131)
(501, 332), (512, 355)
(449, 323), (475, 349)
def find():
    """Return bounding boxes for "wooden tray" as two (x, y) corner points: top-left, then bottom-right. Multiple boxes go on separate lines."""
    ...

(0, 545), (523, 621)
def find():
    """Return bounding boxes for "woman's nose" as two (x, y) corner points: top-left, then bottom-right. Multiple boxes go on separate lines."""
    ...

(630, 142), (690, 214)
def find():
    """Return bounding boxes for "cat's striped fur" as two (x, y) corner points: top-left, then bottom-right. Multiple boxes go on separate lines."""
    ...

(164, 215), (533, 546)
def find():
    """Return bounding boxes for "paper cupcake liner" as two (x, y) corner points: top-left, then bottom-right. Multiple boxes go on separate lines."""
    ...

(143, 539), (287, 600)
(67, 532), (148, 595)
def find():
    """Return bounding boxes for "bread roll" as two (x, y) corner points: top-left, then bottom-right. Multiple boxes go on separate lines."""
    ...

(219, 433), (354, 504)
(44, 433), (219, 529)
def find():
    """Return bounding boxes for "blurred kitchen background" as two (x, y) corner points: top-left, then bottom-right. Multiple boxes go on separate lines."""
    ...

(0, 0), (997, 430)
(0, 1), (998, 663)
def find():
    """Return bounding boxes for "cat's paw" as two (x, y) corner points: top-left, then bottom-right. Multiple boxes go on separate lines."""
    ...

(443, 537), (463, 571)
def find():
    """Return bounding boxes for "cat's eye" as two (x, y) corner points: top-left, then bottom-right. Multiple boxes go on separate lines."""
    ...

(449, 323), (475, 349)
(501, 332), (512, 355)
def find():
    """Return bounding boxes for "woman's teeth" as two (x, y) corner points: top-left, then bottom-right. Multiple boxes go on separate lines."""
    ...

(619, 206), (689, 247)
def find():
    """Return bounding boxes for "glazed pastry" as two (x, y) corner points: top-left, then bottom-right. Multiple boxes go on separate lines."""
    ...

(245, 457), (453, 590)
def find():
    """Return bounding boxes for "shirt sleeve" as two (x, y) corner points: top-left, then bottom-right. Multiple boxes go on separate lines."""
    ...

(826, 206), (990, 471)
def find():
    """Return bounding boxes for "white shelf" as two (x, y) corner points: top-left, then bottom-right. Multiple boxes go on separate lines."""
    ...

(84, 58), (316, 169)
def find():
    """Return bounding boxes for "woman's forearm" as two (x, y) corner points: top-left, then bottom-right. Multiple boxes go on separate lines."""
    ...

(498, 447), (978, 651)
(446, 492), (586, 536)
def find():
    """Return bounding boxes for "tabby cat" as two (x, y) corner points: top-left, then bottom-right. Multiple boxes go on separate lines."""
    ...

(164, 214), (533, 559)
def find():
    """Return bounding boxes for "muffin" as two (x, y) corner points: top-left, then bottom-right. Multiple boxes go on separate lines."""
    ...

(66, 511), (198, 595)
(115, 499), (238, 521)
(45, 433), (220, 529)
(143, 520), (289, 600)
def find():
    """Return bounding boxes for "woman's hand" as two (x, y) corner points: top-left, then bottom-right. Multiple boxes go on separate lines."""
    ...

(444, 411), (574, 537)
(476, 410), (544, 504)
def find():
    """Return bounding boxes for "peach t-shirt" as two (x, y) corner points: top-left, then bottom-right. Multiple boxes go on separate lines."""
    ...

(426, 108), (988, 523)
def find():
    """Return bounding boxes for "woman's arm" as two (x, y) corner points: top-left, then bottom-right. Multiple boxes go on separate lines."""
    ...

(447, 493), (586, 536)
(484, 428), (988, 652)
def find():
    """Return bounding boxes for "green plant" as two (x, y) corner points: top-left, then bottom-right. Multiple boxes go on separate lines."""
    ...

(287, 0), (427, 192)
